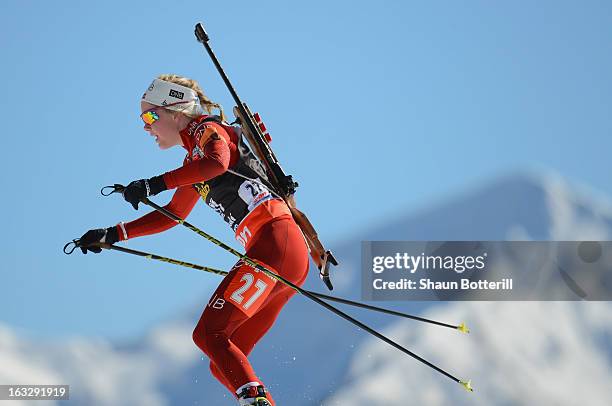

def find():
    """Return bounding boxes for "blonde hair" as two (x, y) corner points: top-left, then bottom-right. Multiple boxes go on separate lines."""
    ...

(157, 74), (226, 122)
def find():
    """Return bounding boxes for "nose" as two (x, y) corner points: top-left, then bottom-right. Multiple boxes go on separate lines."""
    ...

(144, 123), (152, 132)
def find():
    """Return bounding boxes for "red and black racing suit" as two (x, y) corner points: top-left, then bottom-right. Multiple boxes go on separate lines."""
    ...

(115, 115), (309, 404)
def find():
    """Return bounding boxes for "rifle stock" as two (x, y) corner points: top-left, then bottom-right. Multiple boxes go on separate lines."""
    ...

(289, 206), (339, 290)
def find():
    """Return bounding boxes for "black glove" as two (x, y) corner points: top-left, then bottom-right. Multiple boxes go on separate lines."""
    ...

(78, 226), (119, 254)
(122, 175), (167, 210)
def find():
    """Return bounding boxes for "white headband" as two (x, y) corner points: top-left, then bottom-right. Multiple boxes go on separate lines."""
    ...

(142, 78), (204, 115)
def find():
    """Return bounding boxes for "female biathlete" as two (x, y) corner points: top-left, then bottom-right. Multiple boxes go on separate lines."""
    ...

(78, 75), (309, 406)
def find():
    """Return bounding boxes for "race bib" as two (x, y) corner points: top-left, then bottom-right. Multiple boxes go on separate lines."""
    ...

(238, 178), (273, 211)
(223, 261), (278, 317)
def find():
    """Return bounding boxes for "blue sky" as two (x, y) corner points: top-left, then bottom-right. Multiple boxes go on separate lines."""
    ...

(1, 0), (611, 340)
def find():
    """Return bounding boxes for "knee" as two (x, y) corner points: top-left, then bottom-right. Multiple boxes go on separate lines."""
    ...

(192, 325), (230, 356)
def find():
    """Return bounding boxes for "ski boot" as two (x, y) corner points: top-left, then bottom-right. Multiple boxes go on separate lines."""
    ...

(237, 384), (272, 406)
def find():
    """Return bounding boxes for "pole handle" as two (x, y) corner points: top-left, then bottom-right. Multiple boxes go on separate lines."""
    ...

(194, 22), (209, 43)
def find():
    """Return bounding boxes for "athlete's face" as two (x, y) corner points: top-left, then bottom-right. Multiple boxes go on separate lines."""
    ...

(140, 101), (184, 149)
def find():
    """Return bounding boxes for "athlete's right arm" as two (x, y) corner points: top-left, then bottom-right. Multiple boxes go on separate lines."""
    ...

(115, 184), (200, 241)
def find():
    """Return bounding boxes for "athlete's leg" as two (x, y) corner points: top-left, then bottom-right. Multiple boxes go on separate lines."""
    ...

(209, 360), (234, 393)
(207, 285), (294, 403)
(193, 217), (308, 403)
(231, 217), (309, 353)
(227, 218), (309, 404)
(192, 265), (260, 391)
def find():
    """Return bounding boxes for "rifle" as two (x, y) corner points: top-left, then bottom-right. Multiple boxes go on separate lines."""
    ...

(194, 22), (338, 291)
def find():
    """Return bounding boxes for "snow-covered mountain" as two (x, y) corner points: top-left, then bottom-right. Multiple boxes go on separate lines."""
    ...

(323, 301), (612, 406)
(2, 171), (612, 405)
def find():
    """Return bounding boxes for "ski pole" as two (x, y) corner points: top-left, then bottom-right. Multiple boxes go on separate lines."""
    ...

(308, 291), (469, 333)
(64, 238), (472, 391)
(63, 240), (227, 276)
(103, 185), (468, 331)
(98, 186), (473, 391)
(62, 240), (468, 333)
